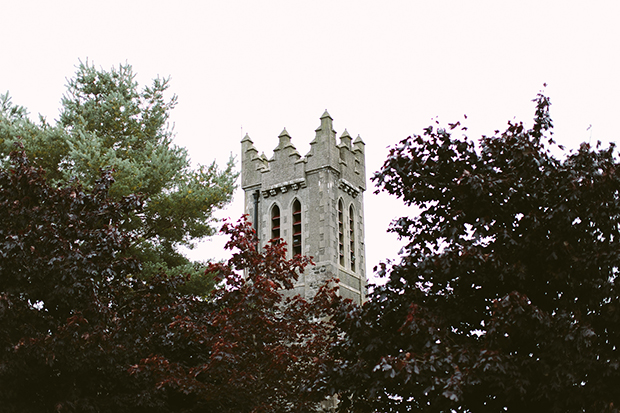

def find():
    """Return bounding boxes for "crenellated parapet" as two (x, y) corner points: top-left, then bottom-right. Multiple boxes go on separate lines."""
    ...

(241, 110), (366, 194)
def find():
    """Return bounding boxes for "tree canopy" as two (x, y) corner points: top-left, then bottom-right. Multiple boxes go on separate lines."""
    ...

(327, 94), (620, 412)
(0, 147), (338, 412)
(127, 219), (340, 412)
(0, 62), (236, 291)
(0, 146), (143, 412)
(7, 64), (619, 412)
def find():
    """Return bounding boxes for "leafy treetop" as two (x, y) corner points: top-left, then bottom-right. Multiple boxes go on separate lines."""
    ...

(328, 94), (620, 412)
(0, 61), (237, 292)
(0, 149), (339, 412)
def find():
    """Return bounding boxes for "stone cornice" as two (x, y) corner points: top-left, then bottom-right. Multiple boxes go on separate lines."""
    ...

(261, 178), (307, 198)
(339, 178), (362, 197)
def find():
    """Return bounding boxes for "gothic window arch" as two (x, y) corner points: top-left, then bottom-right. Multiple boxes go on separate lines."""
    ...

(349, 204), (356, 272)
(338, 198), (345, 266)
(292, 198), (302, 256)
(271, 203), (281, 243)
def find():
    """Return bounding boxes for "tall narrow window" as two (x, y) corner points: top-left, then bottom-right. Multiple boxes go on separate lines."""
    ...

(349, 205), (356, 272)
(271, 204), (281, 242)
(338, 199), (344, 266)
(292, 199), (302, 256)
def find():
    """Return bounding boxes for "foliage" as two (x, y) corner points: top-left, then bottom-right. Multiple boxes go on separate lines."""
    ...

(0, 62), (237, 291)
(127, 217), (340, 412)
(0, 146), (143, 412)
(0, 92), (69, 176)
(0, 150), (337, 412)
(328, 94), (620, 412)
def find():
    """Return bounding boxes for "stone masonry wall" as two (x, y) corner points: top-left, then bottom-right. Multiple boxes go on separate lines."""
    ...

(241, 111), (367, 304)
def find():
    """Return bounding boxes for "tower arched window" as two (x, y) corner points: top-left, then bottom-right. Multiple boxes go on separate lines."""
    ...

(271, 204), (281, 242)
(349, 205), (356, 272)
(338, 199), (345, 266)
(292, 199), (302, 256)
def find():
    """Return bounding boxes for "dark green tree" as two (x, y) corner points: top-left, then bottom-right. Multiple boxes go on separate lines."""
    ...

(328, 94), (620, 412)
(0, 62), (237, 293)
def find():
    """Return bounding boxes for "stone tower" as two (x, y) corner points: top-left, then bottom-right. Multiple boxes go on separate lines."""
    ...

(241, 111), (367, 304)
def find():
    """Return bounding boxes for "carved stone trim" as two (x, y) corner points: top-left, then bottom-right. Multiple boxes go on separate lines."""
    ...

(262, 179), (307, 198)
(338, 178), (360, 198)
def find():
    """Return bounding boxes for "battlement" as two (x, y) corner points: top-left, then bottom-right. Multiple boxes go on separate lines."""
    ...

(241, 110), (366, 193)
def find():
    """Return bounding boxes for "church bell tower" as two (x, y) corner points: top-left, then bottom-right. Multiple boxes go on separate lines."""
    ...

(241, 111), (367, 304)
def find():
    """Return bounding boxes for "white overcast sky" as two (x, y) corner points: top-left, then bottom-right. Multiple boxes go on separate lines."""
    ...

(2, 1), (619, 281)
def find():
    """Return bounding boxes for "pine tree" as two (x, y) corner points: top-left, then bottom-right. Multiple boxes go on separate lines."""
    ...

(0, 62), (237, 293)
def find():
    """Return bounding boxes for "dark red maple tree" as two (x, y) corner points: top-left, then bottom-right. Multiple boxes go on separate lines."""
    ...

(0, 146), (340, 412)
(327, 94), (620, 412)
(0, 145), (143, 412)
(123, 218), (341, 413)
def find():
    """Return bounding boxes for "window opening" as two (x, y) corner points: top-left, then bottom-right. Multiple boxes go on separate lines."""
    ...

(292, 199), (302, 255)
(349, 205), (356, 272)
(271, 205), (281, 243)
(338, 199), (344, 266)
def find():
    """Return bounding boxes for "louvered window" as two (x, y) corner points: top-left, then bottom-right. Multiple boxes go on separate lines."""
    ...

(292, 199), (302, 256)
(338, 199), (344, 266)
(271, 205), (281, 242)
(349, 205), (356, 272)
